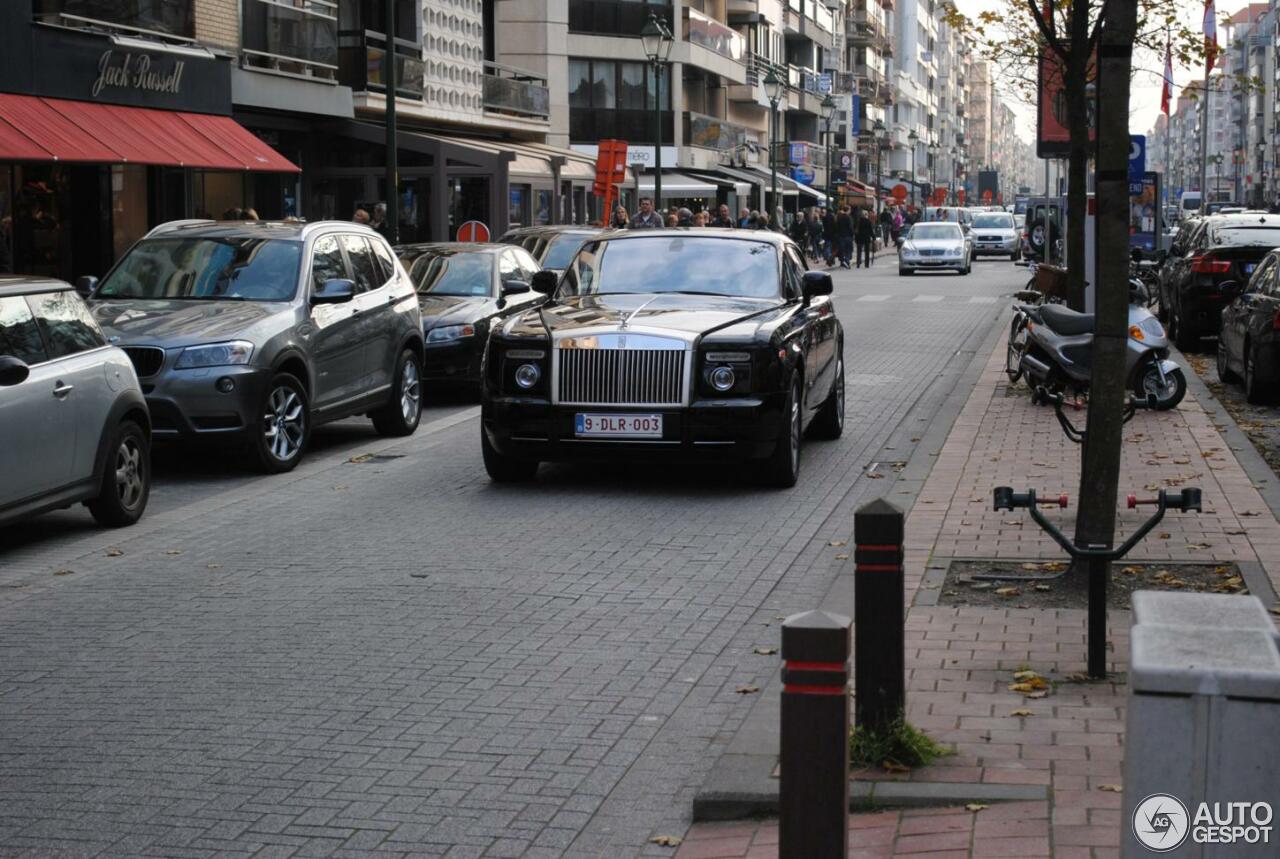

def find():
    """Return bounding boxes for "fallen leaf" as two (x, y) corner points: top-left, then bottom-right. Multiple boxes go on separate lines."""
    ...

(1099, 784), (1123, 793)
(649, 835), (682, 847)
(1034, 584), (1051, 592)
(1186, 542), (1212, 550)
(1062, 672), (1091, 683)
(105, 548), (124, 557)
(1025, 690), (1050, 699)
(1010, 708), (1034, 717)
(1020, 563), (1041, 571)
(910, 437), (921, 442)
(1013, 670), (1040, 682)
(995, 586), (1021, 597)
(882, 760), (910, 773)
(333, 484), (348, 491)
(348, 453), (373, 464)
(53, 569), (74, 576)
(1270, 606), (1280, 616)
(207, 563), (222, 570)
(164, 549), (182, 556)
(829, 540), (847, 547)
(753, 646), (777, 655)
(735, 685), (760, 695)
(867, 472), (885, 479)
(835, 553), (849, 560)
(1226, 529), (1248, 536)
(1157, 532), (1172, 539)
(1120, 566), (1144, 575)
(965, 803), (989, 812)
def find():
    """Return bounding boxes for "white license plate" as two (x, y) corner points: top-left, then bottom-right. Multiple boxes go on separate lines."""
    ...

(575, 413), (663, 438)
(1243, 263), (1257, 274)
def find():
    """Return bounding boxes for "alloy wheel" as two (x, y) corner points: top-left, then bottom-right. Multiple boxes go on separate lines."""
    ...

(400, 359), (421, 424)
(113, 437), (145, 510)
(1142, 365), (1176, 403)
(835, 361), (845, 431)
(788, 383), (801, 473)
(263, 386), (305, 462)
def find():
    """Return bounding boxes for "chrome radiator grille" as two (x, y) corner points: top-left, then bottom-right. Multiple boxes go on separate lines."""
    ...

(557, 349), (685, 405)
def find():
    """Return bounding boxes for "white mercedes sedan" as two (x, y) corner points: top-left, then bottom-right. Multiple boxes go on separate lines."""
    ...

(898, 223), (971, 276)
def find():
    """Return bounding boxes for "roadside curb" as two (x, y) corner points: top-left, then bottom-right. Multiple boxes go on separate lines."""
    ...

(690, 300), (1011, 822)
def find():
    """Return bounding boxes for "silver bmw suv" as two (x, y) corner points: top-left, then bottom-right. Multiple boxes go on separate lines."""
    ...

(84, 220), (424, 473)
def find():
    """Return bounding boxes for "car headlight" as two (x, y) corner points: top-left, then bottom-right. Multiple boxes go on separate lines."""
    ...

(174, 341), (254, 369)
(709, 366), (735, 391)
(427, 324), (476, 343)
(514, 363), (541, 389)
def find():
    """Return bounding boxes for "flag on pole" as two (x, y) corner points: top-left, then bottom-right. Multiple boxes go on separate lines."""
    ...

(1161, 42), (1174, 115)
(1204, 0), (1218, 72)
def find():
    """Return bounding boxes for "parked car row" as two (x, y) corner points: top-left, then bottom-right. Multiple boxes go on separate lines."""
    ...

(1153, 211), (1280, 403)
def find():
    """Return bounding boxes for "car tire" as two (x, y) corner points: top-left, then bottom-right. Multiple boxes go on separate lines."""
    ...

(1011, 253), (1019, 263)
(1244, 343), (1277, 405)
(1171, 302), (1199, 351)
(898, 268), (912, 276)
(481, 425), (538, 482)
(371, 349), (423, 437)
(808, 357), (844, 440)
(250, 372), (310, 474)
(758, 376), (802, 488)
(1216, 339), (1240, 384)
(87, 420), (150, 527)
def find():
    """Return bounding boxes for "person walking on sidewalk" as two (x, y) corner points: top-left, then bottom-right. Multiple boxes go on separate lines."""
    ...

(834, 207), (854, 269)
(823, 207), (838, 267)
(878, 206), (893, 247)
(631, 197), (664, 228)
(855, 208), (875, 268)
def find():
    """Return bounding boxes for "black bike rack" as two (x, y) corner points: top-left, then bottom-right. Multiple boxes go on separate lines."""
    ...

(993, 486), (1202, 678)
(1031, 386), (1157, 444)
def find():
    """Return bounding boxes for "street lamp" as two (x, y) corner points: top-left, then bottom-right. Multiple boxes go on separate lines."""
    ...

(764, 67), (786, 223)
(821, 93), (837, 210)
(872, 118), (887, 214)
(1257, 137), (1267, 208)
(1208, 153), (1223, 203)
(640, 13), (674, 211)
(950, 147), (959, 206)
(928, 140), (939, 206)
(907, 129), (919, 209)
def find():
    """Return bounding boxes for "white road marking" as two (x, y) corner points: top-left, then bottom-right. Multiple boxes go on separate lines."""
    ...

(968, 296), (999, 304)
(912, 295), (945, 303)
(857, 294), (891, 301)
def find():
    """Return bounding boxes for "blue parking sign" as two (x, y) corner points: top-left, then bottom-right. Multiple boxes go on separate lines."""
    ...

(1129, 135), (1146, 184)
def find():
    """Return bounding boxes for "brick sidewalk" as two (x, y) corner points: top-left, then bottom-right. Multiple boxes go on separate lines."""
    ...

(678, 338), (1280, 858)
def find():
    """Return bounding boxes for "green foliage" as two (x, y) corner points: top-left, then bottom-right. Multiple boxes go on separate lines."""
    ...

(849, 716), (952, 771)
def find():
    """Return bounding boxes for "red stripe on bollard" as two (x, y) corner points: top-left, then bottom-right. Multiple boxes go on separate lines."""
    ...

(856, 544), (900, 551)
(783, 684), (848, 696)
(783, 660), (846, 672)
(857, 564), (901, 572)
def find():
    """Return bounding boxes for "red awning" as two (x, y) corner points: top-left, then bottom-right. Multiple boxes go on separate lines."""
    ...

(0, 93), (299, 172)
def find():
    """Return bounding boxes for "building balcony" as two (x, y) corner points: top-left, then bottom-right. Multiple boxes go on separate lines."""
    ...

(483, 62), (550, 119)
(685, 8), (747, 63)
(684, 110), (754, 150)
(569, 0), (672, 38)
(849, 9), (885, 39)
(242, 0), (339, 81)
(339, 31), (424, 99)
(35, 0), (195, 41)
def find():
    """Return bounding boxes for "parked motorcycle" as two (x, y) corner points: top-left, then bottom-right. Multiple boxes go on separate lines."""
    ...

(1010, 279), (1187, 410)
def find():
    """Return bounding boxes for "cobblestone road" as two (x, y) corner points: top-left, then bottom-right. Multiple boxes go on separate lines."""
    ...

(0, 259), (1025, 858)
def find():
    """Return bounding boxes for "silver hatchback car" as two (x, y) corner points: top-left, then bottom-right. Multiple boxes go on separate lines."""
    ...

(84, 220), (424, 473)
(0, 277), (151, 528)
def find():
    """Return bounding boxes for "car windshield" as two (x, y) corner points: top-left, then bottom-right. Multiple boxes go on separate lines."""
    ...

(565, 236), (779, 299)
(410, 253), (494, 296)
(97, 238), (301, 301)
(541, 234), (590, 269)
(972, 214), (1013, 229)
(910, 225), (962, 240)
(1212, 227), (1280, 247)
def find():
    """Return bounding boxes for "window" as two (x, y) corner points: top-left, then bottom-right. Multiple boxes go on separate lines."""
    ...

(569, 60), (592, 108)
(0, 296), (48, 366)
(311, 235), (348, 291)
(368, 237), (399, 285)
(35, 0), (195, 39)
(592, 61), (616, 109)
(498, 251), (523, 283)
(26, 291), (107, 360)
(514, 248), (541, 281)
(618, 63), (647, 110)
(98, 238), (302, 301)
(342, 235), (380, 292)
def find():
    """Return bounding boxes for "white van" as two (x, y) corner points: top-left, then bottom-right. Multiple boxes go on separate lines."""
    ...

(1179, 191), (1202, 216)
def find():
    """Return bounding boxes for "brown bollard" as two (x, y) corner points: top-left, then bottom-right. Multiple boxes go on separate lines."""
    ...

(854, 498), (905, 732)
(780, 609), (851, 859)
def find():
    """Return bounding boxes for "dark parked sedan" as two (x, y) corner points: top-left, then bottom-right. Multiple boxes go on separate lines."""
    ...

(1163, 213), (1280, 349)
(480, 229), (844, 487)
(398, 243), (546, 386)
(497, 225), (602, 275)
(1217, 249), (1280, 403)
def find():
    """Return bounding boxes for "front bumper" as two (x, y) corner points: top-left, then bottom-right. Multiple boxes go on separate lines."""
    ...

(973, 241), (1018, 256)
(482, 394), (787, 463)
(900, 256), (965, 271)
(424, 338), (482, 384)
(140, 365), (272, 441)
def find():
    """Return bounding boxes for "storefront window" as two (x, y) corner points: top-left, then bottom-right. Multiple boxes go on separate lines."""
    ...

(11, 166), (70, 280)
(509, 185), (530, 227)
(195, 171), (247, 220)
(449, 177), (490, 238)
(35, 0), (196, 39)
(0, 168), (12, 274)
(111, 166), (148, 262)
(535, 190), (552, 225)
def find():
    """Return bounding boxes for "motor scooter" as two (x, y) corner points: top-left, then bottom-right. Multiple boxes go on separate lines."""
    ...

(1017, 280), (1187, 410)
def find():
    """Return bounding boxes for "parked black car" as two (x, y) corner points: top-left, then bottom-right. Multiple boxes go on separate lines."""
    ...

(1161, 213), (1280, 350)
(480, 230), (844, 487)
(498, 225), (602, 275)
(397, 242), (546, 387)
(1217, 249), (1280, 403)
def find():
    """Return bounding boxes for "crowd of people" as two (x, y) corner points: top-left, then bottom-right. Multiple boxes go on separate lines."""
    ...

(608, 197), (927, 270)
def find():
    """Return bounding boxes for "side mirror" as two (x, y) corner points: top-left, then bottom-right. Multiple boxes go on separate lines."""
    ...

(312, 278), (356, 305)
(75, 276), (98, 298)
(501, 280), (531, 297)
(530, 270), (558, 295)
(0, 355), (30, 387)
(801, 271), (834, 300)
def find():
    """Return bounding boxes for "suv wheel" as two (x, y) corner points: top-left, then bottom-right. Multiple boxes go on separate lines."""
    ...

(371, 349), (422, 437)
(88, 420), (150, 527)
(251, 373), (309, 473)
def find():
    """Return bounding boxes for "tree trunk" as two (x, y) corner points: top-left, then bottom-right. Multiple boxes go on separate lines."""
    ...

(1074, 2), (1138, 554)
(1063, 0), (1092, 311)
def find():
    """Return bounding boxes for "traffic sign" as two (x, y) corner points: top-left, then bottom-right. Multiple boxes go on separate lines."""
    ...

(456, 220), (490, 242)
(1129, 135), (1146, 184)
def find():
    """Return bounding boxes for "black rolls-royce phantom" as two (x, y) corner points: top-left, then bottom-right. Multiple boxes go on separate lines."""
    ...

(479, 229), (844, 487)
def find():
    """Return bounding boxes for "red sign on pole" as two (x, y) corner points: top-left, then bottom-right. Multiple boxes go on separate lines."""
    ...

(456, 220), (490, 242)
(891, 184), (908, 202)
(593, 139), (630, 219)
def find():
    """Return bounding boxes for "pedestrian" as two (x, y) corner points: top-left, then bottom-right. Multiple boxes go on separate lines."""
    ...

(352, 208), (371, 225)
(676, 207), (694, 227)
(746, 209), (761, 229)
(835, 207), (854, 269)
(891, 207), (905, 244)
(370, 203), (392, 241)
(631, 196), (664, 228)
(806, 209), (824, 260)
(711, 204), (735, 228)
(738, 207), (752, 228)
(789, 210), (808, 246)
(878, 206), (893, 246)
(756, 211), (771, 231)
(666, 212), (679, 227)
(611, 206), (630, 229)
(855, 208), (875, 268)
(223, 207), (247, 220)
(822, 207), (838, 266)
